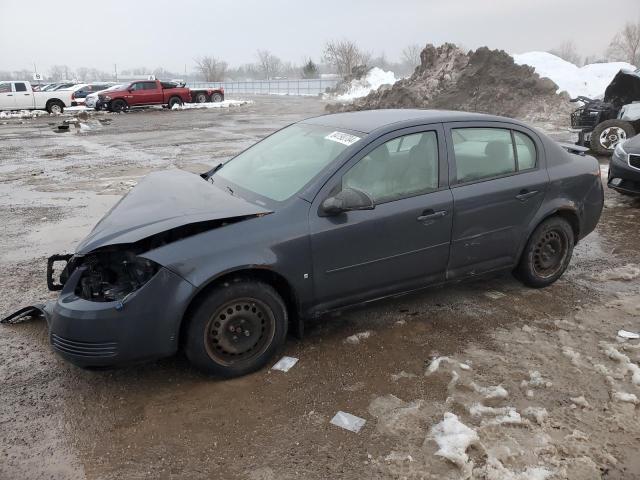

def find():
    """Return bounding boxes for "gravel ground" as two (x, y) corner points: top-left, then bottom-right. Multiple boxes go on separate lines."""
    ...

(1, 96), (639, 480)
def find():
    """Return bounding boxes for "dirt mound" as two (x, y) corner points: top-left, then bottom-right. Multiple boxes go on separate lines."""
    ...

(327, 43), (573, 125)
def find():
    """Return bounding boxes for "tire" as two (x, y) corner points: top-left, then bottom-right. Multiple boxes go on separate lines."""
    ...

(46, 100), (64, 114)
(590, 120), (635, 155)
(194, 92), (208, 103)
(184, 280), (288, 377)
(110, 99), (127, 113)
(515, 217), (575, 288)
(168, 96), (182, 109)
(211, 93), (223, 103)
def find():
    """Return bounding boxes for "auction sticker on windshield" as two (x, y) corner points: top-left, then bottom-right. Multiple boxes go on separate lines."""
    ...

(325, 131), (361, 146)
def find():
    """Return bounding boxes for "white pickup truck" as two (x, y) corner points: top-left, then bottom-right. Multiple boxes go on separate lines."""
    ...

(0, 80), (73, 114)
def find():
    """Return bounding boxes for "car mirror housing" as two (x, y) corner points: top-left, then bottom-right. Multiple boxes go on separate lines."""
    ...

(321, 187), (375, 215)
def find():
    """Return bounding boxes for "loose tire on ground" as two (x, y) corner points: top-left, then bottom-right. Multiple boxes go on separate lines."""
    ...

(110, 99), (127, 113)
(211, 93), (223, 103)
(515, 216), (575, 288)
(590, 120), (635, 155)
(46, 100), (64, 114)
(184, 280), (288, 377)
(168, 96), (183, 109)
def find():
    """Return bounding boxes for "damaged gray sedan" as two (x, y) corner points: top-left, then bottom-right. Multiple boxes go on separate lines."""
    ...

(12, 110), (604, 377)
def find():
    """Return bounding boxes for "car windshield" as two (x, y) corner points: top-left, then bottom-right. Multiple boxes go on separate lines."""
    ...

(215, 124), (361, 201)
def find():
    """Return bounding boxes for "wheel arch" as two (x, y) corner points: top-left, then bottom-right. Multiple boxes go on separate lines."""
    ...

(178, 267), (299, 346)
(45, 98), (66, 108)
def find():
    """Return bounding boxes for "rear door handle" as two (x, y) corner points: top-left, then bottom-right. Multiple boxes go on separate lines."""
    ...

(515, 190), (539, 201)
(417, 209), (448, 222)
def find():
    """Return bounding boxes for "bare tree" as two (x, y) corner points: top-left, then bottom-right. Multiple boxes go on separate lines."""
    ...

(75, 67), (89, 82)
(256, 50), (282, 79)
(402, 43), (422, 69)
(322, 39), (371, 78)
(550, 40), (582, 65)
(608, 21), (640, 65)
(194, 57), (228, 82)
(49, 65), (73, 81)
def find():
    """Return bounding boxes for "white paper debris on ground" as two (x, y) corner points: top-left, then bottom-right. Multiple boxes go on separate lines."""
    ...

(484, 290), (506, 300)
(471, 382), (509, 399)
(430, 412), (479, 474)
(330, 411), (366, 433)
(512, 51), (636, 98)
(613, 391), (639, 404)
(344, 331), (371, 345)
(334, 67), (397, 102)
(271, 356), (298, 372)
(617, 330), (640, 340)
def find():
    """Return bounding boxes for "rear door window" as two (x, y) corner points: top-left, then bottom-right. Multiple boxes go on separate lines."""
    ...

(513, 131), (537, 170)
(452, 128), (515, 183)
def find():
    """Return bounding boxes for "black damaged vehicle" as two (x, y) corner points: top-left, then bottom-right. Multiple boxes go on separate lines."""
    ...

(10, 110), (604, 377)
(608, 134), (640, 196)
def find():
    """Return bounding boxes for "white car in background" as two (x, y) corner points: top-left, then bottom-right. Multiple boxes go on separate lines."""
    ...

(63, 83), (117, 107)
(85, 84), (122, 109)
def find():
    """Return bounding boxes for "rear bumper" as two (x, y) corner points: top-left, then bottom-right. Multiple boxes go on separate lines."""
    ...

(48, 266), (195, 367)
(608, 154), (640, 195)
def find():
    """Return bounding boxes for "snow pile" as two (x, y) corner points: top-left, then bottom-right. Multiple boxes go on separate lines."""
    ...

(0, 109), (50, 119)
(513, 51), (636, 98)
(344, 330), (371, 344)
(480, 456), (554, 480)
(335, 67), (397, 102)
(430, 413), (479, 473)
(172, 99), (253, 110)
(328, 43), (573, 124)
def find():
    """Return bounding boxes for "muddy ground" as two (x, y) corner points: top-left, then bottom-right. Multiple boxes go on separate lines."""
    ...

(1, 97), (639, 480)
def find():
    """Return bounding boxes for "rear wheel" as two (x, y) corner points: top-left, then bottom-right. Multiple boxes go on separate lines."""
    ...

(46, 100), (64, 114)
(168, 96), (182, 109)
(184, 280), (288, 377)
(590, 120), (635, 155)
(194, 92), (208, 103)
(211, 92), (223, 103)
(515, 217), (574, 288)
(110, 99), (127, 113)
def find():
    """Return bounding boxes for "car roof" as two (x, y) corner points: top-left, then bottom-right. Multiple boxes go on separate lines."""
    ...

(301, 109), (521, 134)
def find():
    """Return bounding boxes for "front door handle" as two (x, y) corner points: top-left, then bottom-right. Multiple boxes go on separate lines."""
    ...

(515, 189), (539, 201)
(417, 209), (448, 222)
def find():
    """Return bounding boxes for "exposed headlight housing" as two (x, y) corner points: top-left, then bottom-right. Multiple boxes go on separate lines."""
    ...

(74, 249), (160, 302)
(103, 95), (111, 101)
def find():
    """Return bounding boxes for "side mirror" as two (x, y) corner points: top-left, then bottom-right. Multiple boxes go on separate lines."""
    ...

(321, 187), (374, 216)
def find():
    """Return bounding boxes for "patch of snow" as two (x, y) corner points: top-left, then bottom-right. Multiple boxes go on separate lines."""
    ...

(597, 264), (640, 281)
(345, 331), (371, 345)
(512, 51), (636, 98)
(471, 382), (509, 399)
(335, 67), (397, 102)
(613, 391), (639, 404)
(0, 109), (50, 119)
(602, 343), (640, 386)
(562, 346), (582, 367)
(480, 456), (554, 480)
(523, 370), (552, 388)
(172, 99), (253, 110)
(384, 452), (414, 463)
(484, 290), (506, 300)
(430, 412), (479, 473)
(469, 403), (512, 417)
(570, 395), (590, 408)
(390, 370), (417, 382)
(482, 408), (523, 426)
(523, 406), (548, 425)
(425, 356), (453, 374)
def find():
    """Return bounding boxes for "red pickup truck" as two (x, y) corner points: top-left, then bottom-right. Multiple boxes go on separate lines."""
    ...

(96, 80), (192, 112)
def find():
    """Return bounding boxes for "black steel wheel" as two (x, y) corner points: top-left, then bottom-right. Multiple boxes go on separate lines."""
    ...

(110, 99), (127, 113)
(185, 279), (288, 377)
(168, 96), (182, 109)
(515, 217), (574, 288)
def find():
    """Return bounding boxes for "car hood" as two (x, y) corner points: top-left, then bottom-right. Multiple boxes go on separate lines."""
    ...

(76, 169), (271, 254)
(624, 133), (640, 152)
(604, 69), (640, 108)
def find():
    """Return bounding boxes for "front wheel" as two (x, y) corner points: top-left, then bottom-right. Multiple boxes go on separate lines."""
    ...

(515, 217), (574, 288)
(46, 100), (64, 114)
(110, 99), (127, 113)
(590, 120), (635, 155)
(168, 96), (183, 109)
(184, 280), (288, 377)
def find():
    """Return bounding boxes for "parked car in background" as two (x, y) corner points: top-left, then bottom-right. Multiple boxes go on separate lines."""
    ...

(95, 80), (191, 112)
(0, 80), (73, 113)
(85, 84), (122, 109)
(65, 83), (117, 106)
(39, 109), (603, 377)
(608, 134), (640, 196)
(571, 68), (640, 155)
(42, 82), (78, 92)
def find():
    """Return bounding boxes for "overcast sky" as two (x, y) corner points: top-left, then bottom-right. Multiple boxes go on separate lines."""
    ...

(1, 0), (638, 74)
